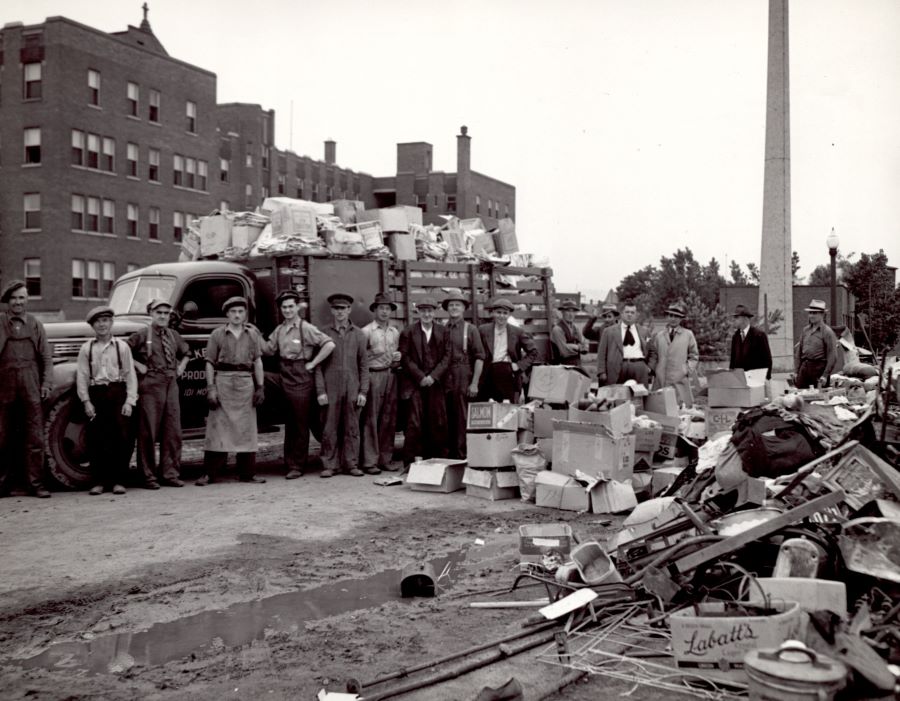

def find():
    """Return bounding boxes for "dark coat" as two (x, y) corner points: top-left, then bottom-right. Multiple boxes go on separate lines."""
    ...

(730, 325), (773, 380)
(399, 323), (451, 400)
(477, 322), (538, 391)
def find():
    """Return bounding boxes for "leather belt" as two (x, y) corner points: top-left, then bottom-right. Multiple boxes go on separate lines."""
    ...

(622, 358), (646, 362)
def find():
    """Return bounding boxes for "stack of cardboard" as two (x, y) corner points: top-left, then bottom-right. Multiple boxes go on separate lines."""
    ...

(705, 368), (767, 440)
(463, 402), (520, 500)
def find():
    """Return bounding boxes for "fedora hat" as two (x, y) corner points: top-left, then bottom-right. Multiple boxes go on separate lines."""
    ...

(327, 292), (354, 307)
(86, 305), (115, 325)
(415, 296), (438, 310)
(0, 280), (27, 303)
(275, 290), (302, 307)
(665, 301), (687, 318)
(600, 303), (620, 317)
(805, 299), (827, 313)
(558, 299), (580, 312)
(732, 304), (754, 318)
(222, 296), (248, 313)
(369, 292), (397, 312)
(487, 296), (515, 312)
(441, 289), (469, 310)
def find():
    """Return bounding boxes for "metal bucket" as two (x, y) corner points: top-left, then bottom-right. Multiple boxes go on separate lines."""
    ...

(400, 562), (436, 598)
(744, 641), (847, 701)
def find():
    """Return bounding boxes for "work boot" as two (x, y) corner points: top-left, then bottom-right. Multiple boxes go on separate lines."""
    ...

(239, 475), (266, 484)
(319, 469), (335, 478)
(380, 464), (400, 472)
(145, 481), (161, 490)
(34, 488), (52, 499)
(112, 484), (126, 495)
(88, 485), (104, 496)
(362, 466), (382, 475)
(195, 475), (212, 486)
(347, 468), (364, 477)
(285, 470), (303, 480)
(161, 478), (184, 487)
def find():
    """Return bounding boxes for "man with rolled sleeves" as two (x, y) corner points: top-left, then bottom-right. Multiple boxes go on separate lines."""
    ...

(478, 296), (538, 403)
(319, 293), (369, 478)
(442, 290), (484, 459)
(127, 299), (190, 489)
(360, 292), (401, 474)
(550, 299), (588, 366)
(263, 290), (334, 479)
(794, 299), (839, 389)
(596, 301), (651, 386)
(400, 297), (451, 467)
(196, 297), (266, 485)
(77, 306), (138, 496)
(0, 281), (53, 498)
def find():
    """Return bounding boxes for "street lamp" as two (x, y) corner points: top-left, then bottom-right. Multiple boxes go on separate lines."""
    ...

(826, 228), (840, 326)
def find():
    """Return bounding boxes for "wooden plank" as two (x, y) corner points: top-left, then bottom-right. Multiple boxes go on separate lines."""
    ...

(515, 281), (546, 291)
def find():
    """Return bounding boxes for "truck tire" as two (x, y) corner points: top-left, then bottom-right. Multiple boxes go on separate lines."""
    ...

(44, 393), (92, 489)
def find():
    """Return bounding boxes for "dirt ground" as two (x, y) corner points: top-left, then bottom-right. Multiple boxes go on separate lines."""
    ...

(0, 435), (680, 701)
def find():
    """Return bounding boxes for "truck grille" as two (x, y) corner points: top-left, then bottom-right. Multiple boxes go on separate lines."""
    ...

(52, 341), (83, 361)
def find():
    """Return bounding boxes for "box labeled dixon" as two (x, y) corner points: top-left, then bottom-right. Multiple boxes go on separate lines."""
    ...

(463, 468), (519, 501)
(466, 431), (517, 468)
(467, 402), (520, 432)
(550, 420), (635, 482)
(405, 458), (467, 493)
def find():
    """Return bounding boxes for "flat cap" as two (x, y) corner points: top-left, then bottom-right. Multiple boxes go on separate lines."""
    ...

(147, 298), (173, 313)
(86, 305), (115, 325)
(328, 292), (354, 307)
(275, 290), (302, 307)
(487, 296), (515, 312)
(415, 296), (438, 310)
(1, 280), (27, 303)
(222, 296), (248, 313)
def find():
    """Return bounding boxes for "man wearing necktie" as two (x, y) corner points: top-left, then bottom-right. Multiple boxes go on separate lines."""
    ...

(596, 302), (651, 386)
(647, 301), (699, 406)
(729, 304), (772, 379)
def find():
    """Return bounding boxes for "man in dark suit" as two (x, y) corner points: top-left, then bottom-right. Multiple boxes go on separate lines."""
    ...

(729, 304), (772, 380)
(596, 301), (651, 386)
(399, 297), (450, 467)
(478, 296), (539, 402)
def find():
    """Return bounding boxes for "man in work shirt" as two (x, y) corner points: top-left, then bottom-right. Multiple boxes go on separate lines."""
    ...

(319, 293), (369, 478)
(77, 306), (138, 496)
(729, 304), (772, 380)
(127, 299), (190, 489)
(648, 301), (699, 406)
(400, 297), (450, 467)
(597, 302), (651, 386)
(478, 297), (538, 403)
(794, 299), (839, 389)
(196, 297), (266, 485)
(264, 290), (334, 479)
(0, 281), (53, 498)
(442, 290), (484, 459)
(360, 292), (401, 474)
(550, 299), (588, 366)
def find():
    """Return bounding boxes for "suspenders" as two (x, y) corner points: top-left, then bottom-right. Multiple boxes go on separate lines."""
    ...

(88, 339), (122, 383)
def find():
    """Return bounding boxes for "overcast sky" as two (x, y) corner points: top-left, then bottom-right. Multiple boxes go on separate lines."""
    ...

(8, 0), (900, 301)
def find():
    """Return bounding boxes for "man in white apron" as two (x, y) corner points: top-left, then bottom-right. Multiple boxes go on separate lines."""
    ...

(196, 297), (266, 485)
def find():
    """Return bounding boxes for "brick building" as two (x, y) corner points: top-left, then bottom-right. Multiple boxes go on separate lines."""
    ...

(0, 12), (515, 320)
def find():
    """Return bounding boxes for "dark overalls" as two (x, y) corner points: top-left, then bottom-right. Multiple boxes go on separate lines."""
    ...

(444, 320), (484, 459)
(320, 324), (369, 473)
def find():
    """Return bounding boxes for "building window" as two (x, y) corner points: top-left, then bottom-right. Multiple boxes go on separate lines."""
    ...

(86, 260), (100, 298)
(262, 186), (269, 199)
(88, 69), (100, 105)
(86, 196), (100, 232)
(23, 62), (42, 99)
(148, 89), (160, 122)
(504, 205), (509, 218)
(148, 148), (160, 181)
(296, 182), (303, 199)
(416, 193), (427, 214)
(24, 259), (41, 297)
(127, 82), (139, 117)
(173, 154), (183, 186)
(173, 211), (184, 242)
(127, 142), (138, 177)
(23, 193), (41, 229)
(185, 157), (196, 189)
(87, 133), (100, 169)
(186, 100), (197, 132)
(475, 195), (481, 214)
(102, 199), (115, 234)
(127, 203), (138, 237)
(312, 183), (319, 201)
(245, 151), (253, 167)
(198, 160), (208, 190)
(219, 201), (229, 212)
(71, 129), (85, 165)
(220, 158), (229, 182)
(447, 194), (457, 213)
(149, 207), (160, 240)
(261, 146), (269, 170)
(71, 194), (85, 230)
(102, 137), (115, 172)
(277, 174), (286, 195)
(72, 260), (85, 297)
(24, 127), (41, 164)
(487, 199), (493, 218)
(102, 262), (115, 297)
(244, 184), (253, 206)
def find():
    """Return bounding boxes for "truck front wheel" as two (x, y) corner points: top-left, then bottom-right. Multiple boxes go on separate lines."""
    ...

(44, 394), (93, 489)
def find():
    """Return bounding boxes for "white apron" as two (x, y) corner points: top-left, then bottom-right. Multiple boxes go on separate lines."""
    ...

(205, 372), (257, 452)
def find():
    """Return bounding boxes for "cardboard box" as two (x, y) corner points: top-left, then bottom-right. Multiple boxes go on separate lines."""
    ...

(590, 480), (638, 514)
(534, 408), (568, 438)
(765, 378), (790, 399)
(443, 228), (469, 255)
(181, 229), (201, 260)
(566, 402), (632, 437)
(706, 368), (767, 408)
(705, 407), (741, 437)
(519, 523), (575, 562)
(471, 231), (496, 256)
(536, 438), (553, 462)
(231, 224), (263, 250)
(467, 402), (520, 432)
(651, 466), (683, 495)
(636, 411), (680, 460)
(551, 421), (635, 482)
(199, 214), (232, 256)
(361, 206), (421, 233)
(528, 366), (591, 405)
(269, 202), (318, 239)
(492, 226), (519, 255)
(632, 425), (663, 453)
(350, 220), (384, 251)
(463, 467), (519, 501)
(466, 431), (517, 468)
(644, 387), (679, 416)
(324, 229), (366, 256)
(387, 232), (416, 261)
(405, 458), (467, 493)
(459, 217), (486, 232)
(332, 199), (365, 224)
(597, 383), (648, 411)
(534, 472), (590, 512)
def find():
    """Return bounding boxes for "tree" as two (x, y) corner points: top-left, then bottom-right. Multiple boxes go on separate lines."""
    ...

(682, 290), (732, 360)
(729, 260), (749, 285)
(842, 250), (900, 350)
(808, 252), (855, 287)
(791, 251), (801, 282)
(746, 262), (760, 283)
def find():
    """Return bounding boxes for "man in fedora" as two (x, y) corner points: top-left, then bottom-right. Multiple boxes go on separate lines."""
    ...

(794, 299), (838, 389)
(360, 292), (401, 473)
(550, 300), (588, 366)
(442, 289), (485, 459)
(729, 304), (772, 380)
(263, 290), (334, 479)
(0, 280), (52, 498)
(583, 302), (620, 341)
(478, 296), (538, 403)
(319, 293), (369, 477)
(77, 306), (138, 496)
(596, 301), (651, 386)
(400, 297), (450, 467)
(127, 299), (190, 489)
(647, 301), (698, 406)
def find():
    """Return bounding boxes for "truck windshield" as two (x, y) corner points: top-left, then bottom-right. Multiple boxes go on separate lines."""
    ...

(109, 277), (177, 315)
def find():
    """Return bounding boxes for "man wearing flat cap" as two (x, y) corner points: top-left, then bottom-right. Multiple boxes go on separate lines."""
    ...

(360, 292), (402, 473)
(478, 296), (538, 403)
(597, 301), (651, 386)
(550, 299), (588, 366)
(319, 293), (369, 477)
(127, 299), (190, 489)
(0, 280), (53, 498)
(263, 290), (334, 479)
(77, 307), (138, 496)
(399, 296), (451, 467)
(729, 305), (772, 380)
(647, 301), (698, 406)
(794, 299), (838, 389)
(442, 290), (484, 459)
(196, 297), (266, 485)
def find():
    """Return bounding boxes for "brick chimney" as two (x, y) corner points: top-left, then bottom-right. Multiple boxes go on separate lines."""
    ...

(456, 126), (470, 175)
(324, 140), (336, 165)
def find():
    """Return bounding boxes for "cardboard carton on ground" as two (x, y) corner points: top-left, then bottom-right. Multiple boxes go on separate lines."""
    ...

(387, 232), (416, 261)
(528, 366), (591, 405)
(705, 407), (741, 437)
(590, 480), (638, 514)
(550, 421), (635, 482)
(463, 467), (519, 501)
(597, 383), (648, 411)
(633, 450), (655, 467)
(534, 472), (589, 512)
(405, 458), (467, 493)
(534, 408), (568, 438)
(519, 523), (575, 563)
(536, 438), (554, 462)
(567, 402), (632, 437)
(199, 214), (232, 256)
(632, 424), (663, 453)
(707, 368), (767, 408)
(636, 411), (680, 460)
(644, 386), (679, 416)
(466, 431), (517, 468)
(467, 402), (520, 432)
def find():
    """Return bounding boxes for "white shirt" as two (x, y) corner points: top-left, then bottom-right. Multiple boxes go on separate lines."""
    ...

(493, 325), (510, 362)
(421, 322), (433, 343)
(620, 322), (643, 359)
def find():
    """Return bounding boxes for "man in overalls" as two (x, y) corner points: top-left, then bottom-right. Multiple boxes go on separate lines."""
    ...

(319, 293), (369, 478)
(196, 297), (266, 485)
(263, 290), (334, 479)
(442, 290), (484, 459)
(127, 299), (190, 489)
(76, 306), (138, 496)
(360, 292), (401, 474)
(0, 280), (53, 498)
